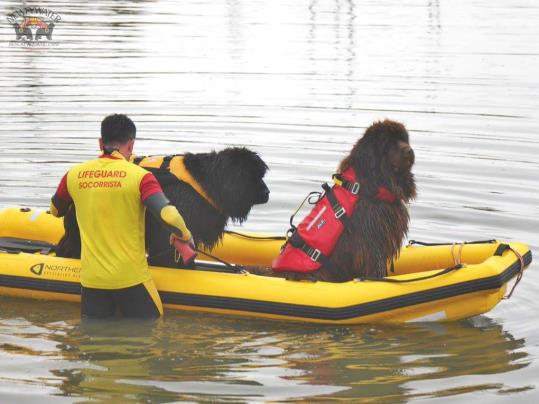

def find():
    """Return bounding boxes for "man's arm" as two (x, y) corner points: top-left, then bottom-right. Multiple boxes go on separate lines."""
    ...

(50, 173), (72, 217)
(144, 192), (192, 242)
(140, 173), (192, 242)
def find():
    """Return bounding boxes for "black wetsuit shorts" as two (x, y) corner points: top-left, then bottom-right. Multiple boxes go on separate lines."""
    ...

(81, 281), (162, 319)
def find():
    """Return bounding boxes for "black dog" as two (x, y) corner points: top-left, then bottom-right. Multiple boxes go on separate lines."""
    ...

(56, 148), (269, 268)
(12, 23), (33, 41)
(35, 23), (55, 41)
(144, 148), (269, 267)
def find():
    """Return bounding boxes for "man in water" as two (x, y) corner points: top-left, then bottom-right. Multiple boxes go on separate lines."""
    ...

(50, 114), (193, 319)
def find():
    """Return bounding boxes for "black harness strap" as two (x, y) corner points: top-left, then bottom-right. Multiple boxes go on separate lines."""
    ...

(332, 173), (360, 195)
(288, 233), (330, 267)
(132, 156), (144, 165)
(160, 155), (174, 171)
(321, 183), (349, 227)
(133, 154), (184, 172)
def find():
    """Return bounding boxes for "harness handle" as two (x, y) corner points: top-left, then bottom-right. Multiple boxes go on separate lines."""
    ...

(286, 190), (323, 238)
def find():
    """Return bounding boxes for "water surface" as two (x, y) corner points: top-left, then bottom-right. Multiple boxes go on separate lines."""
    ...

(0, 0), (538, 402)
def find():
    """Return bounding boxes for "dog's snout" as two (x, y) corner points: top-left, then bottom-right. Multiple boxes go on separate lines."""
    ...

(403, 146), (415, 165)
(403, 145), (413, 156)
(255, 184), (270, 204)
(262, 188), (270, 202)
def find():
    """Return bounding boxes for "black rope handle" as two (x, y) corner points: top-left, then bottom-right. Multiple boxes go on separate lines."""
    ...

(408, 239), (497, 247)
(224, 230), (286, 241)
(355, 264), (463, 283)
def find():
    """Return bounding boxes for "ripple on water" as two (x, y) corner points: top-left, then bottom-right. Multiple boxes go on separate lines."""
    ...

(1, 0), (538, 401)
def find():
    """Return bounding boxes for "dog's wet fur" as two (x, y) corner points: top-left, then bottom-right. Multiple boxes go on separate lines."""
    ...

(56, 147), (269, 267)
(250, 119), (416, 282)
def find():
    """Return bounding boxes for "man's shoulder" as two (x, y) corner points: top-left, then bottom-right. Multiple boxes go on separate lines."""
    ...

(66, 158), (97, 175)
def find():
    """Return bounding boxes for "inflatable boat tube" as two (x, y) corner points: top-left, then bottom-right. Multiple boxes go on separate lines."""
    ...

(0, 207), (532, 324)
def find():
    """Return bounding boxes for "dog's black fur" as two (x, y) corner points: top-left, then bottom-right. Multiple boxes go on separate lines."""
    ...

(56, 147), (269, 268)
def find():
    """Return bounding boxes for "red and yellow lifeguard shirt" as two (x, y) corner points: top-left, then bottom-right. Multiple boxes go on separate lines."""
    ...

(54, 151), (162, 289)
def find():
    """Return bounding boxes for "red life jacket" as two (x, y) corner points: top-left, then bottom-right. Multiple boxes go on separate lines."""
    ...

(271, 168), (397, 273)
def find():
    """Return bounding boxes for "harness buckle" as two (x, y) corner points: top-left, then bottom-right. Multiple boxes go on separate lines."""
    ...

(334, 206), (346, 219)
(309, 248), (321, 262)
(350, 182), (360, 195)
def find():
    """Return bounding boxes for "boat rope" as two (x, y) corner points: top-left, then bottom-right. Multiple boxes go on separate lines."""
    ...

(224, 230), (286, 241)
(451, 243), (464, 266)
(503, 245), (525, 299)
(354, 263), (463, 283)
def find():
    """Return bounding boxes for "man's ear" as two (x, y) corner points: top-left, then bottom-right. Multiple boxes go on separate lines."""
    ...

(98, 138), (104, 151)
(127, 138), (135, 154)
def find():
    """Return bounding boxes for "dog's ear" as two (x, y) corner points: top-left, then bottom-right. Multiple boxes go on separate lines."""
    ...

(338, 129), (379, 196)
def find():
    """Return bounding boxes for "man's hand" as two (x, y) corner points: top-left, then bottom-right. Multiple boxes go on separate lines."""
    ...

(170, 234), (195, 248)
(170, 234), (197, 265)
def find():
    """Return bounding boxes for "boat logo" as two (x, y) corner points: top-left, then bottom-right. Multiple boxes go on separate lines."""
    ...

(30, 263), (45, 276)
(29, 262), (80, 277)
(6, 7), (61, 47)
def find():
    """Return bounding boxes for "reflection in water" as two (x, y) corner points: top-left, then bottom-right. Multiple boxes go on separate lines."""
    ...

(0, 297), (531, 402)
(1, 0), (539, 401)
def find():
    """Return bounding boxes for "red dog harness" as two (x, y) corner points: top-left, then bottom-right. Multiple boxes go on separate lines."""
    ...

(272, 168), (396, 273)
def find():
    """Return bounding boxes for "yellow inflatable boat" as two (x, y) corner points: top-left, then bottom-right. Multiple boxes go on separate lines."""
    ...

(0, 207), (532, 324)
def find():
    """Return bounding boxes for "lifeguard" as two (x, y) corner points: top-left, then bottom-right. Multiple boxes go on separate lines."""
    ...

(50, 114), (194, 319)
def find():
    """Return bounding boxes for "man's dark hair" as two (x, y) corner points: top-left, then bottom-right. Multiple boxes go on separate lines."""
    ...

(101, 114), (136, 145)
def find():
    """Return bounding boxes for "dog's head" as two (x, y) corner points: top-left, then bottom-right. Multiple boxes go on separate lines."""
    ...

(187, 147), (269, 222)
(339, 119), (416, 201)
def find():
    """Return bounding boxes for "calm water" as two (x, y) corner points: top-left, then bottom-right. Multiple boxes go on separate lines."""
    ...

(1, 0), (538, 402)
